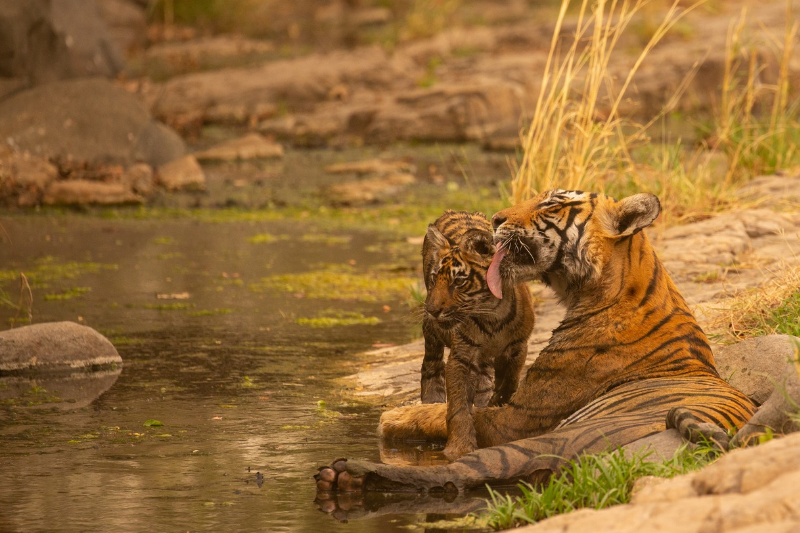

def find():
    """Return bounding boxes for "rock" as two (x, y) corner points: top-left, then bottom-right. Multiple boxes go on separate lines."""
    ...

(144, 35), (276, 77)
(0, 0), (125, 89)
(0, 0), (72, 86)
(50, 0), (125, 78)
(735, 173), (800, 204)
(325, 172), (415, 206)
(622, 429), (686, 462)
(325, 158), (415, 176)
(0, 321), (122, 373)
(714, 335), (800, 405)
(194, 133), (284, 161)
(146, 45), (418, 128)
(156, 155), (206, 191)
(0, 78), (186, 167)
(516, 432), (800, 533)
(121, 162), (154, 196)
(95, 0), (147, 54)
(0, 151), (58, 206)
(43, 180), (142, 205)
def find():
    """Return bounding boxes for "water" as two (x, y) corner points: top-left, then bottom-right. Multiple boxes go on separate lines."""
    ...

(0, 214), (491, 533)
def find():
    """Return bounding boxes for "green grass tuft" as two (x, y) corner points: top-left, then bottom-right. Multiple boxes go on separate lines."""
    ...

(482, 445), (719, 530)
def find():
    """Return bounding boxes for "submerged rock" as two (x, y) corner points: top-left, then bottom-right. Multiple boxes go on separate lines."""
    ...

(0, 321), (122, 374)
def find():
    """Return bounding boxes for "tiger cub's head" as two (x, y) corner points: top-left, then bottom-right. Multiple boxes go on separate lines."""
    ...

(488, 190), (661, 298)
(423, 211), (497, 327)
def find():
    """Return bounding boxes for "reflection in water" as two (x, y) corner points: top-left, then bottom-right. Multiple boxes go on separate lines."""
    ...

(0, 367), (121, 411)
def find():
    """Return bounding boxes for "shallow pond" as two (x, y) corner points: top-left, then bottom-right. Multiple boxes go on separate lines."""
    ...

(0, 211), (497, 532)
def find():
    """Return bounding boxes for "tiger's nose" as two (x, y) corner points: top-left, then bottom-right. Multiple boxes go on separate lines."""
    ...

(492, 214), (507, 230)
(425, 305), (442, 318)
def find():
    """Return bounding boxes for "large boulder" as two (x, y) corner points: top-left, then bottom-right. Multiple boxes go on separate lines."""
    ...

(0, 78), (186, 167)
(0, 0), (124, 95)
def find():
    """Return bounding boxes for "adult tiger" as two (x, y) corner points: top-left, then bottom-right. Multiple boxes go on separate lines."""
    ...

(315, 190), (755, 493)
(420, 211), (535, 459)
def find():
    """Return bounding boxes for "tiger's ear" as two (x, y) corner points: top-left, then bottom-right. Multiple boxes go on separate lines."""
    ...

(462, 228), (496, 259)
(425, 224), (449, 250)
(606, 193), (661, 237)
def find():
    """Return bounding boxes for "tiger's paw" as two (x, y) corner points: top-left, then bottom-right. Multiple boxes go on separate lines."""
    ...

(314, 491), (364, 523)
(315, 458), (365, 493)
(443, 439), (476, 461)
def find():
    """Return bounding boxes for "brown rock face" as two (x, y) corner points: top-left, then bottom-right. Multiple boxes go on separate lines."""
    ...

(42, 180), (142, 205)
(517, 432), (800, 533)
(156, 155), (207, 191)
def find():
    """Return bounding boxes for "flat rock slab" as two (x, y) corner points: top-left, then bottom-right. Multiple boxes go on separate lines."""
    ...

(0, 322), (122, 374)
(194, 133), (284, 161)
(157, 154), (206, 191)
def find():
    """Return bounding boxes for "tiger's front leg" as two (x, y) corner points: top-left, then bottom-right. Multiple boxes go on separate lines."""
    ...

(489, 341), (527, 407)
(421, 318), (447, 404)
(443, 345), (480, 460)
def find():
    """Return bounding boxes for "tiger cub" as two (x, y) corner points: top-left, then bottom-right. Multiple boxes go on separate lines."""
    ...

(421, 210), (535, 459)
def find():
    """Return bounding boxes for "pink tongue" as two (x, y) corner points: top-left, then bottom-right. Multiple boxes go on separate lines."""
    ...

(487, 247), (507, 299)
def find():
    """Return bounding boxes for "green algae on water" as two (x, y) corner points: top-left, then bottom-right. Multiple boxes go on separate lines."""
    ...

(0, 256), (118, 288)
(296, 309), (380, 328)
(44, 287), (91, 301)
(251, 264), (416, 302)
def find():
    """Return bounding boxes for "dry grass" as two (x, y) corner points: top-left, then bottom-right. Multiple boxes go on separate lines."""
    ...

(512, 0), (800, 224)
(704, 263), (800, 342)
(511, 0), (704, 203)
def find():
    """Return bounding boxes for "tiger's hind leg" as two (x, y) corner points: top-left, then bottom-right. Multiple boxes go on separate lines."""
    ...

(323, 413), (664, 494)
(666, 407), (731, 451)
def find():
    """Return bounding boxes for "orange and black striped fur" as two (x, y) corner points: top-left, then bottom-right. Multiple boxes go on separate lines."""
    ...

(317, 191), (755, 493)
(419, 211), (535, 459)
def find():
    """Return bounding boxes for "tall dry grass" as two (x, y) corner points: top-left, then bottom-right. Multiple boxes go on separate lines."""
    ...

(512, 0), (800, 224)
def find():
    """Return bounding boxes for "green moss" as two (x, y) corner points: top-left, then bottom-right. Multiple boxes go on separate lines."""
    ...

(296, 310), (381, 328)
(188, 308), (233, 317)
(0, 256), (117, 287)
(43, 287), (91, 301)
(247, 233), (287, 244)
(143, 302), (195, 311)
(251, 264), (416, 301)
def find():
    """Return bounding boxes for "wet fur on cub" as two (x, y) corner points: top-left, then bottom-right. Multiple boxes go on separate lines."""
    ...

(418, 210), (535, 459)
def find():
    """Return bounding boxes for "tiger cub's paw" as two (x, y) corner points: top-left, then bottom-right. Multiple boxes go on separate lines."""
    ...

(314, 458), (365, 493)
(443, 437), (477, 461)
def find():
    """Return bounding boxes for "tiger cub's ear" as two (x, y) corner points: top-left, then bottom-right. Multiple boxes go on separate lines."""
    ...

(462, 228), (496, 260)
(425, 224), (449, 249)
(605, 193), (661, 237)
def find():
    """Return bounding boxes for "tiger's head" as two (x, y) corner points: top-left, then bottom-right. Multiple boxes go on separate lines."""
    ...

(423, 211), (497, 327)
(488, 190), (661, 300)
